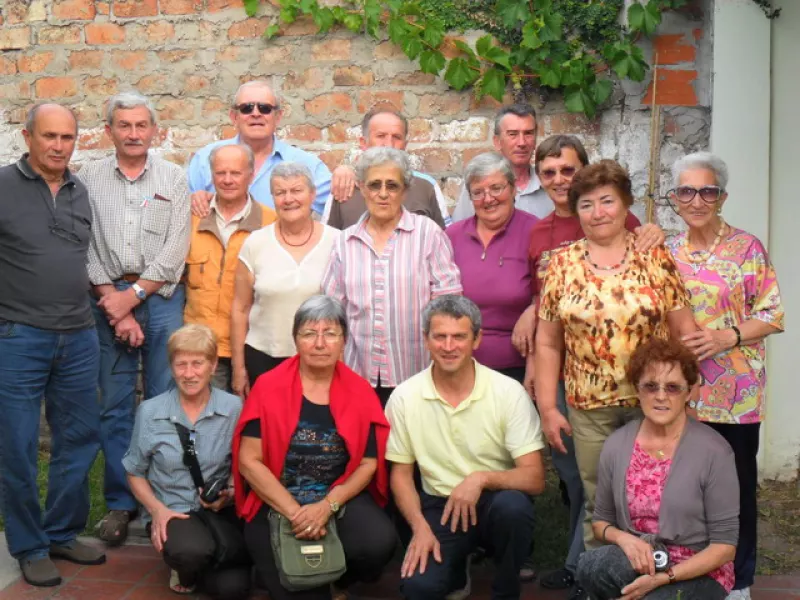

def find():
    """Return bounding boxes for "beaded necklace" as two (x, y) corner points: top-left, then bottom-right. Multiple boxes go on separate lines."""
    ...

(583, 236), (631, 272)
(682, 218), (726, 272)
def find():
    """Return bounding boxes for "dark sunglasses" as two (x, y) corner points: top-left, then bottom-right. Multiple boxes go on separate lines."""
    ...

(539, 166), (578, 180)
(234, 102), (279, 115)
(668, 185), (724, 205)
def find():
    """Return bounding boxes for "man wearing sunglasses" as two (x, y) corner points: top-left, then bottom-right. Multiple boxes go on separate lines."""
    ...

(188, 80), (332, 219)
(451, 104), (551, 222)
(324, 107), (452, 229)
(79, 91), (191, 549)
(0, 103), (107, 586)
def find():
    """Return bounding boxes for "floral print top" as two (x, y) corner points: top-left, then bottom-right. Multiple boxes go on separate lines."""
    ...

(667, 228), (784, 424)
(538, 235), (690, 411)
(626, 441), (735, 592)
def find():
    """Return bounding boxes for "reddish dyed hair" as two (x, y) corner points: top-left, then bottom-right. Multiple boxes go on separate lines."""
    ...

(627, 338), (700, 387)
(567, 159), (634, 214)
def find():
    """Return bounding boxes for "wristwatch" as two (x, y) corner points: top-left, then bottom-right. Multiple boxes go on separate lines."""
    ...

(666, 567), (676, 583)
(131, 283), (147, 301)
(325, 496), (340, 514)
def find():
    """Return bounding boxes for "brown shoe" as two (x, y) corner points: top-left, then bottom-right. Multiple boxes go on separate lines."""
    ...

(20, 556), (62, 587)
(49, 540), (106, 565)
(97, 509), (132, 546)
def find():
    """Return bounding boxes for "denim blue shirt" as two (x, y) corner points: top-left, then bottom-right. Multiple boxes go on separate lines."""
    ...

(122, 387), (242, 520)
(187, 135), (332, 218)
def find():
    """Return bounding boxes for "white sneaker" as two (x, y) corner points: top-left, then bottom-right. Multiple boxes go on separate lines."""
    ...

(726, 589), (751, 600)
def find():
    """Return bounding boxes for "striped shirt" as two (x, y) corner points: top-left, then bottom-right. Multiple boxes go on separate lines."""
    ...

(79, 153), (190, 298)
(321, 209), (462, 387)
(122, 387), (242, 520)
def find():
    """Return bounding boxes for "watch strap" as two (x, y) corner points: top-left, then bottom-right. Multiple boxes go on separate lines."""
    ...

(667, 567), (676, 583)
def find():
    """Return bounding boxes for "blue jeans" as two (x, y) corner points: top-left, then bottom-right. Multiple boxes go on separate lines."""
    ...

(401, 490), (535, 600)
(0, 321), (100, 561)
(550, 381), (585, 574)
(92, 282), (184, 511)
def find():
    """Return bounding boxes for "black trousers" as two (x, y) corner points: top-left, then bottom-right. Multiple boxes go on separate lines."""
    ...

(245, 344), (288, 388)
(245, 492), (396, 600)
(156, 507), (251, 600)
(707, 422), (760, 590)
(401, 490), (535, 600)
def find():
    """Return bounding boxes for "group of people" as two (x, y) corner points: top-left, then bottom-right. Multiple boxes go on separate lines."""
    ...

(0, 76), (784, 600)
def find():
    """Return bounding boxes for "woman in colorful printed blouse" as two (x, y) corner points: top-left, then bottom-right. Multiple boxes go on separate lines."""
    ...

(577, 338), (738, 600)
(534, 160), (697, 554)
(665, 152), (784, 600)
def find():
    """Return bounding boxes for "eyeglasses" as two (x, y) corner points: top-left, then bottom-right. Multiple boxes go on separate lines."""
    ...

(469, 182), (509, 202)
(668, 186), (724, 205)
(297, 330), (344, 343)
(234, 102), (279, 115)
(364, 180), (404, 194)
(637, 382), (688, 396)
(538, 166), (578, 181)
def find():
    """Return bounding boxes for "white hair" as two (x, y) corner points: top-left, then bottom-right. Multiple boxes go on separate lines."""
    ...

(105, 91), (156, 125)
(672, 152), (729, 189)
(232, 80), (281, 107)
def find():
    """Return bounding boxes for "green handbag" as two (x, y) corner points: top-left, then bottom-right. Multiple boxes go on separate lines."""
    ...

(269, 509), (347, 591)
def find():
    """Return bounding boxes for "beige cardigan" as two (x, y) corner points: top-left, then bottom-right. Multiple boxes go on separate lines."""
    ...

(593, 418), (739, 551)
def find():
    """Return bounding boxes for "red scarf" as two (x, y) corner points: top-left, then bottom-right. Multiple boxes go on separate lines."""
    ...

(232, 355), (390, 522)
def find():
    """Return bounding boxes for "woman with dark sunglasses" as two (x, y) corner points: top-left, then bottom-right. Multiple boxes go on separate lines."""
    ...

(664, 152), (784, 600)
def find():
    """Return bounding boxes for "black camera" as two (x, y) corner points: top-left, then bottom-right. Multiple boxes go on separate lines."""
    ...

(200, 477), (228, 504)
(652, 541), (670, 572)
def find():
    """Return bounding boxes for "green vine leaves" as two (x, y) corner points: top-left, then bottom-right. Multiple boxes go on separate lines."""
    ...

(244, 0), (689, 119)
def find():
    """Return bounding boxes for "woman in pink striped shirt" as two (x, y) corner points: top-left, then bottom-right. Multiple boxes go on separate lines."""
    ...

(321, 147), (462, 406)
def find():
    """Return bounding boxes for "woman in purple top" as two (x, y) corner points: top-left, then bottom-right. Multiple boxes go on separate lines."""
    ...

(446, 152), (538, 384)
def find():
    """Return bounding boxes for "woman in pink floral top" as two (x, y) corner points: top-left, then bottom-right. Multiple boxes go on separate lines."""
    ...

(577, 338), (738, 600)
(666, 152), (784, 599)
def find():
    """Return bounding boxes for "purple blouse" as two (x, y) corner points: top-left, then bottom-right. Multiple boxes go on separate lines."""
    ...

(446, 210), (539, 370)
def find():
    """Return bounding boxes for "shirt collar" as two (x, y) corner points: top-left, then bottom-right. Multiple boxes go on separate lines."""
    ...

(16, 153), (76, 185)
(113, 152), (152, 182)
(152, 388), (234, 422)
(518, 166), (542, 195)
(233, 134), (284, 160)
(420, 359), (488, 409)
(199, 194), (262, 234)
(210, 195), (252, 224)
(463, 208), (518, 240)
(346, 207), (415, 242)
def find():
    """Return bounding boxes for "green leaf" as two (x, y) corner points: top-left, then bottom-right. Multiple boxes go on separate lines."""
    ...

(592, 78), (613, 104)
(312, 6), (334, 32)
(364, 0), (382, 21)
(453, 39), (477, 60)
(388, 17), (408, 44)
(565, 87), (596, 119)
(540, 66), (561, 88)
(475, 35), (510, 69)
(628, 2), (645, 31)
(444, 56), (479, 90)
(279, 7), (296, 23)
(421, 21), (445, 48)
(521, 21), (542, 50)
(475, 34), (493, 57)
(479, 68), (507, 100)
(385, 0), (402, 14)
(419, 49), (446, 74)
(298, 0), (315, 12)
(342, 13), (363, 32)
(244, 0), (259, 17)
(539, 10), (564, 42)
(263, 23), (281, 39)
(496, 0), (530, 29)
(628, 1), (661, 36)
(402, 35), (423, 60)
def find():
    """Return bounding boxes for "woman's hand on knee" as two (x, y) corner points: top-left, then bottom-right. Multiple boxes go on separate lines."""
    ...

(616, 532), (656, 575)
(620, 573), (667, 599)
(150, 506), (190, 553)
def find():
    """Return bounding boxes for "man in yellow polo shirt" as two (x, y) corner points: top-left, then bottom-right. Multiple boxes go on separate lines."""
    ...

(386, 295), (545, 600)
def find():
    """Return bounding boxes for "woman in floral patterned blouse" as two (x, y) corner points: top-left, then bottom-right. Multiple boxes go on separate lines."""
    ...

(666, 152), (784, 600)
(534, 160), (697, 556)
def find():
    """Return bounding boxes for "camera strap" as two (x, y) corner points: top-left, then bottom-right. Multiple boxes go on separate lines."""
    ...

(174, 422), (206, 491)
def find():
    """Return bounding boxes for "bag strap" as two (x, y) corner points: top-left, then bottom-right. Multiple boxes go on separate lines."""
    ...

(174, 422), (206, 491)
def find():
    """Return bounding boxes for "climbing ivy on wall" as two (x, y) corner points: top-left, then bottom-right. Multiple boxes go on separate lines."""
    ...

(242, 0), (776, 118)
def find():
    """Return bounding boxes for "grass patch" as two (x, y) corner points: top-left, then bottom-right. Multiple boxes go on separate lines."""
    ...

(757, 479), (800, 575)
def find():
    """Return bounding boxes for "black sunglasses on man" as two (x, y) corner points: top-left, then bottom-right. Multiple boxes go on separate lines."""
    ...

(234, 102), (279, 115)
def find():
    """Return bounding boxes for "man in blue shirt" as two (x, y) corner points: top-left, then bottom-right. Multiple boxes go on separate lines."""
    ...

(188, 80), (331, 218)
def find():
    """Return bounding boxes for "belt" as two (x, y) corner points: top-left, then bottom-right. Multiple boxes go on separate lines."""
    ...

(120, 274), (140, 283)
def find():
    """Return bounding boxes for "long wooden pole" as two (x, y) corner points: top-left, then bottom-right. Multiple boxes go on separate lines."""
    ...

(647, 54), (661, 225)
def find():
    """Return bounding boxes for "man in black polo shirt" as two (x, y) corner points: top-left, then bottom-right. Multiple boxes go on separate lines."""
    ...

(0, 104), (105, 587)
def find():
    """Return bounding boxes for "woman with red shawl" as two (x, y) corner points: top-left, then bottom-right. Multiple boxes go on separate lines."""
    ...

(233, 295), (395, 600)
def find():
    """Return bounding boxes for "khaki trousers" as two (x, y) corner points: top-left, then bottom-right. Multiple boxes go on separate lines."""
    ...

(567, 404), (642, 549)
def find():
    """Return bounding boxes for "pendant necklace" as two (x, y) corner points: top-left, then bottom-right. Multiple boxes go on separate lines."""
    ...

(278, 221), (314, 247)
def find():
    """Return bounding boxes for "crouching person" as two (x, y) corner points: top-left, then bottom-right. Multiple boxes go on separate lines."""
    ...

(122, 324), (251, 598)
(576, 339), (738, 600)
(386, 295), (546, 600)
(233, 295), (396, 600)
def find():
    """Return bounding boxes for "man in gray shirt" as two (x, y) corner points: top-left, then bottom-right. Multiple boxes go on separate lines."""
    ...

(79, 92), (190, 547)
(0, 104), (106, 587)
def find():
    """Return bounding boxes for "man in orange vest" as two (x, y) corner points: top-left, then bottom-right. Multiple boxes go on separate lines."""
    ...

(184, 144), (276, 391)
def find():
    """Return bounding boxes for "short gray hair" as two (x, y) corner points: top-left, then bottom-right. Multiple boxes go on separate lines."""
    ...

(105, 91), (156, 125)
(270, 162), (316, 195)
(672, 152), (729, 189)
(292, 295), (348, 340)
(463, 152), (516, 189)
(25, 103), (78, 135)
(355, 147), (413, 187)
(422, 295), (482, 338)
(209, 144), (255, 173)
(494, 103), (537, 136)
(233, 80), (281, 108)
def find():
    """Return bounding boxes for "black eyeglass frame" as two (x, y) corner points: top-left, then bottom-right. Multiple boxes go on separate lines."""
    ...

(233, 102), (280, 115)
